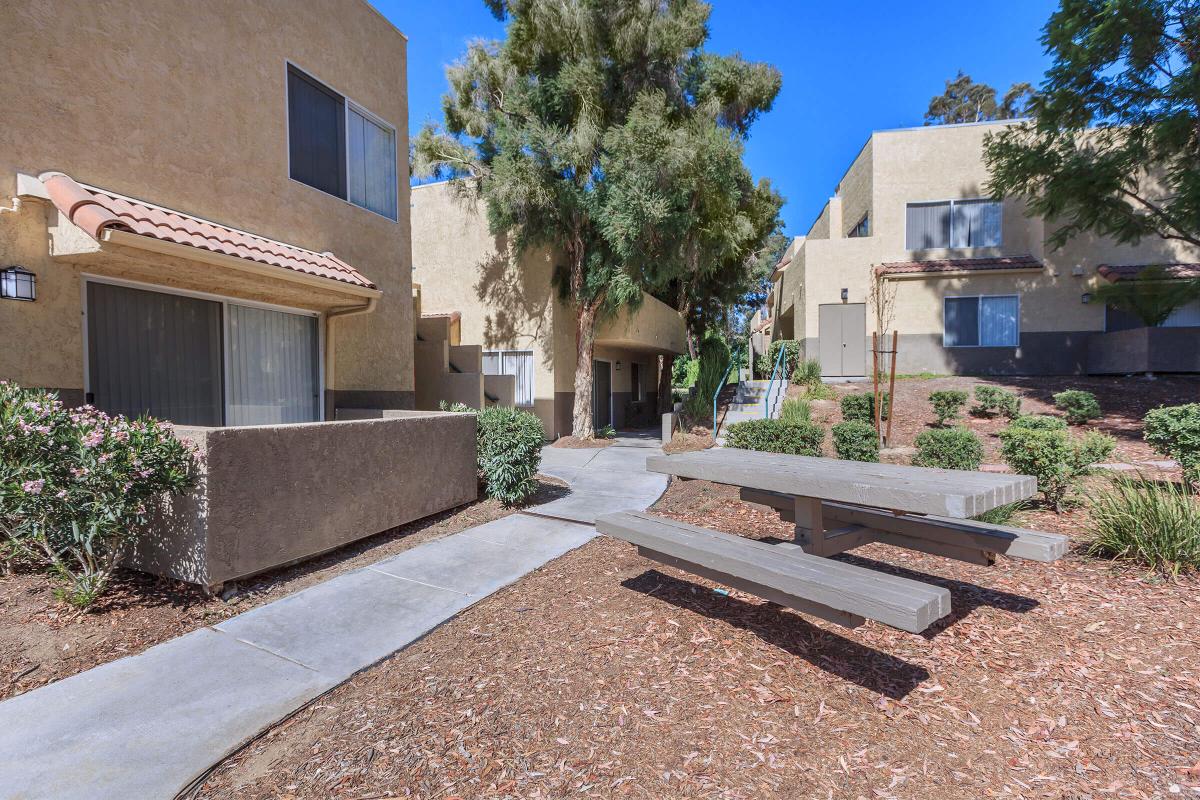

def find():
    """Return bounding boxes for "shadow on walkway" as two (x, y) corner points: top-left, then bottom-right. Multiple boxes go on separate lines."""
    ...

(622, 570), (931, 700)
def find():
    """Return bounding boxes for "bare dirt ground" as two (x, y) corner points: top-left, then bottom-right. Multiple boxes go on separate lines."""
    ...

(0, 477), (568, 701)
(791, 374), (1200, 467)
(193, 476), (1200, 800)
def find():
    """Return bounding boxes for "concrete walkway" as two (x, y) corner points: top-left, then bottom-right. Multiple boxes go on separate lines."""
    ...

(0, 434), (666, 800)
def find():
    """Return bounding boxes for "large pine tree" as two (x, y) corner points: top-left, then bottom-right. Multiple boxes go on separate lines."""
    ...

(413, 0), (780, 438)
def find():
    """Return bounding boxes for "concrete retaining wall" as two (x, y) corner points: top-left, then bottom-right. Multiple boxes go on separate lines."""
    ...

(1087, 327), (1200, 374)
(128, 413), (478, 589)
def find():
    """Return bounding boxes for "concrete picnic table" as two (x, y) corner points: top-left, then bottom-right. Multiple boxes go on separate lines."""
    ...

(597, 449), (1068, 633)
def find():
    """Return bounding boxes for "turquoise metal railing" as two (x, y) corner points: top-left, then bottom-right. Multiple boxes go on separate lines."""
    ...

(711, 352), (739, 440)
(763, 345), (787, 419)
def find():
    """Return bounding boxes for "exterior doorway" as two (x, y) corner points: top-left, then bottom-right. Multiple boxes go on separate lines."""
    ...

(818, 303), (866, 378)
(592, 359), (612, 431)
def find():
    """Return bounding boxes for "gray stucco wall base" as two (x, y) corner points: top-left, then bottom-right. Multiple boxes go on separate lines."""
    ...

(895, 332), (1091, 376)
(1087, 327), (1200, 374)
(127, 413), (478, 588)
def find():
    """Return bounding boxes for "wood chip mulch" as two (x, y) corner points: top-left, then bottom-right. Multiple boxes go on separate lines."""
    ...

(193, 477), (1200, 800)
(0, 477), (569, 701)
(551, 436), (616, 449)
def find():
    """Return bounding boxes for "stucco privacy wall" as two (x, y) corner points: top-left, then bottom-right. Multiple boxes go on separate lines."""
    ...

(774, 120), (1200, 374)
(127, 413), (477, 588)
(411, 181), (686, 437)
(0, 0), (413, 408)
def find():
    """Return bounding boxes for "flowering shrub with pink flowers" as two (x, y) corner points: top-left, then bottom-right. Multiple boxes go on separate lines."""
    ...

(0, 381), (196, 607)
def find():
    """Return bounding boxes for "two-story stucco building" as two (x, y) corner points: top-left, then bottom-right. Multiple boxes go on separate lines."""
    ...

(410, 181), (687, 438)
(758, 121), (1200, 377)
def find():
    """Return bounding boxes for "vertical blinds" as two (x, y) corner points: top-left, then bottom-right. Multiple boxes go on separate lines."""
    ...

(348, 107), (398, 219)
(906, 199), (1002, 249)
(226, 304), (320, 426)
(482, 350), (534, 407)
(944, 295), (1020, 347)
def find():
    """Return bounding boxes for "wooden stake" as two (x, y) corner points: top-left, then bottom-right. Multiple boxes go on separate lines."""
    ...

(885, 329), (898, 445)
(872, 331), (881, 443)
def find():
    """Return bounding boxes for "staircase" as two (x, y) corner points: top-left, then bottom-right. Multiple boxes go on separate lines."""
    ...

(714, 379), (787, 444)
(413, 286), (515, 410)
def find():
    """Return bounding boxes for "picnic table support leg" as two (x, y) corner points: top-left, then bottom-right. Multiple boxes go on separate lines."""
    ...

(793, 496), (826, 555)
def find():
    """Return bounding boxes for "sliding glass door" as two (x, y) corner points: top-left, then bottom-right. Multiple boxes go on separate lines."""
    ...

(86, 281), (320, 426)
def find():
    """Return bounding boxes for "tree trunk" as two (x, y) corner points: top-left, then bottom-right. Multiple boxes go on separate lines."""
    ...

(657, 353), (674, 415)
(571, 301), (598, 439)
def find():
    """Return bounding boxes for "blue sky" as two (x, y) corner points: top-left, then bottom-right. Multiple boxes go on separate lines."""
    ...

(377, 0), (1059, 237)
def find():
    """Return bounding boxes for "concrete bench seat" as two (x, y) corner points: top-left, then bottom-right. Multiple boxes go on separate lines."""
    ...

(739, 488), (1068, 564)
(597, 511), (951, 634)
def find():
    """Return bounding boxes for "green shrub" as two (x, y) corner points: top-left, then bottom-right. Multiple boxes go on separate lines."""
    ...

(803, 381), (836, 401)
(792, 358), (822, 388)
(1053, 390), (1101, 425)
(764, 339), (801, 379)
(1010, 414), (1068, 432)
(671, 355), (696, 387)
(725, 419), (824, 456)
(0, 382), (196, 607)
(1143, 403), (1200, 489)
(832, 420), (879, 462)
(778, 398), (812, 426)
(597, 424), (616, 439)
(913, 427), (984, 471)
(684, 335), (731, 421)
(475, 406), (545, 505)
(999, 425), (1115, 511)
(439, 401), (471, 412)
(1085, 477), (1200, 575)
(972, 385), (1021, 419)
(929, 389), (969, 426)
(972, 501), (1026, 526)
(840, 392), (889, 424)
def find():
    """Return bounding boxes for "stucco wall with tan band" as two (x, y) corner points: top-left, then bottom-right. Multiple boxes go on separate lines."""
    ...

(0, 0), (413, 403)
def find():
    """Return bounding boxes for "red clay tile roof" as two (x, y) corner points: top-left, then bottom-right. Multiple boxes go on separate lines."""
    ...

(877, 255), (1042, 275)
(1098, 263), (1200, 282)
(40, 172), (375, 291)
(421, 311), (461, 321)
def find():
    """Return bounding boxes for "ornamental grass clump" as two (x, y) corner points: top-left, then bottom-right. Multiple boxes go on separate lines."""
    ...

(792, 358), (822, 389)
(999, 423), (1115, 512)
(1053, 389), (1101, 425)
(913, 427), (984, 471)
(831, 420), (879, 462)
(1085, 477), (1200, 576)
(0, 382), (196, 607)
(929, 389), (968, 426)
(725, 419), (824, 456)
(777, 398), (812, 426)
(1143, 403), (1200, 490)
(474, 406), (545, 505)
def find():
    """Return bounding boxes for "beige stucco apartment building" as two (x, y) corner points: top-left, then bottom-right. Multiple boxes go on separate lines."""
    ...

(759, 121), (1200, 377)
(411, 181), (687, 438)
(0, 0), (415, 419)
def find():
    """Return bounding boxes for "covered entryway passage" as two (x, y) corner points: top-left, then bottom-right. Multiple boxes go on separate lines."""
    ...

(818, 303), (866, 378)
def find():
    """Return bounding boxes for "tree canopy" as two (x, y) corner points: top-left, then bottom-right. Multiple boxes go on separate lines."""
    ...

(925, 71), (1035, 125)
(983, 0), (1200, 250)
(413, 0), (782, 436)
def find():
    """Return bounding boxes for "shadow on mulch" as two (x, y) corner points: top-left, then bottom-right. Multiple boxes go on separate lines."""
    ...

(834, 553), (1040, 639)
(621, 569), (930, 700)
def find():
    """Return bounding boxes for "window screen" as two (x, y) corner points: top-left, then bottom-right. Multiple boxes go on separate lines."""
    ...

(348, 106), (398, 219)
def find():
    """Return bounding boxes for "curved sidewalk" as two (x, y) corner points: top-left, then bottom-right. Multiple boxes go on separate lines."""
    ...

(0, 434), (667, 800)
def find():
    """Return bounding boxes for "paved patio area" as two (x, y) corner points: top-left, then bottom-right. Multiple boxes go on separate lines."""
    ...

(0, 434), (667, 800)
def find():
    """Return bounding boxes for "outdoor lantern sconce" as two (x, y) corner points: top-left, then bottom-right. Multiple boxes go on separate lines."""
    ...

(0, 266), (35, 301)
(840, 287), (849, 302)
(1081, 292), (1092, 304)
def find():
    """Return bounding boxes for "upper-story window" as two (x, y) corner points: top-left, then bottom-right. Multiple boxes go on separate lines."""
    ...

(847, 213), (869, 238)
(287, 64), (398, 221)
(905, 198), (1001, 250)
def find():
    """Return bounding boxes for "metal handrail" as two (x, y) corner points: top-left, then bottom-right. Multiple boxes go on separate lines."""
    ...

(711, 352), (739, 440)
(764, 345), (787, 419)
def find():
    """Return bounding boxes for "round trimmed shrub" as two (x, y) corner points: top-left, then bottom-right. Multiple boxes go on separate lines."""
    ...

(999, 424), (1115, 511)
(725, 418), (824, 456)
(913, 427), (984, 471)
(1010, 414), (1068, 432)
(476, 406), (545, 505)
(1053, 390), (1101, 425)
(832, 420), (879, 462)
(840, 392), (889, 424)
(972, 385), (1021, 419)
(929, 389), (968, 426)
(1143, 403), (1200, 489)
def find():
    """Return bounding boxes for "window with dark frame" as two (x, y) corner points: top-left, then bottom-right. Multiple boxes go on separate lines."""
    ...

(847, 213), (869, 238)
(944, 295), (1020, 347)
(286, 65), (397, 220)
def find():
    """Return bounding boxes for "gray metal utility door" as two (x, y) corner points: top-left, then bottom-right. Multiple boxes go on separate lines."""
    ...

(593, 360), (612, 430)
(87, 281), (224, 425)
(818, 303), (866, 377)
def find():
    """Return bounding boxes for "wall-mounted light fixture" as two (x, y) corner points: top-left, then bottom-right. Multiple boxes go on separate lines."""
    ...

(840, 288), (848, 302)
(1081, 292), (1092, 304)
(0, 267), (35, 301)
(615, 360), (622, 371)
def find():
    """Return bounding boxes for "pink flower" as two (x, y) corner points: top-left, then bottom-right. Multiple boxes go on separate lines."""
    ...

(21, 479), (44, 495)
(82, 428), (104, 448)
